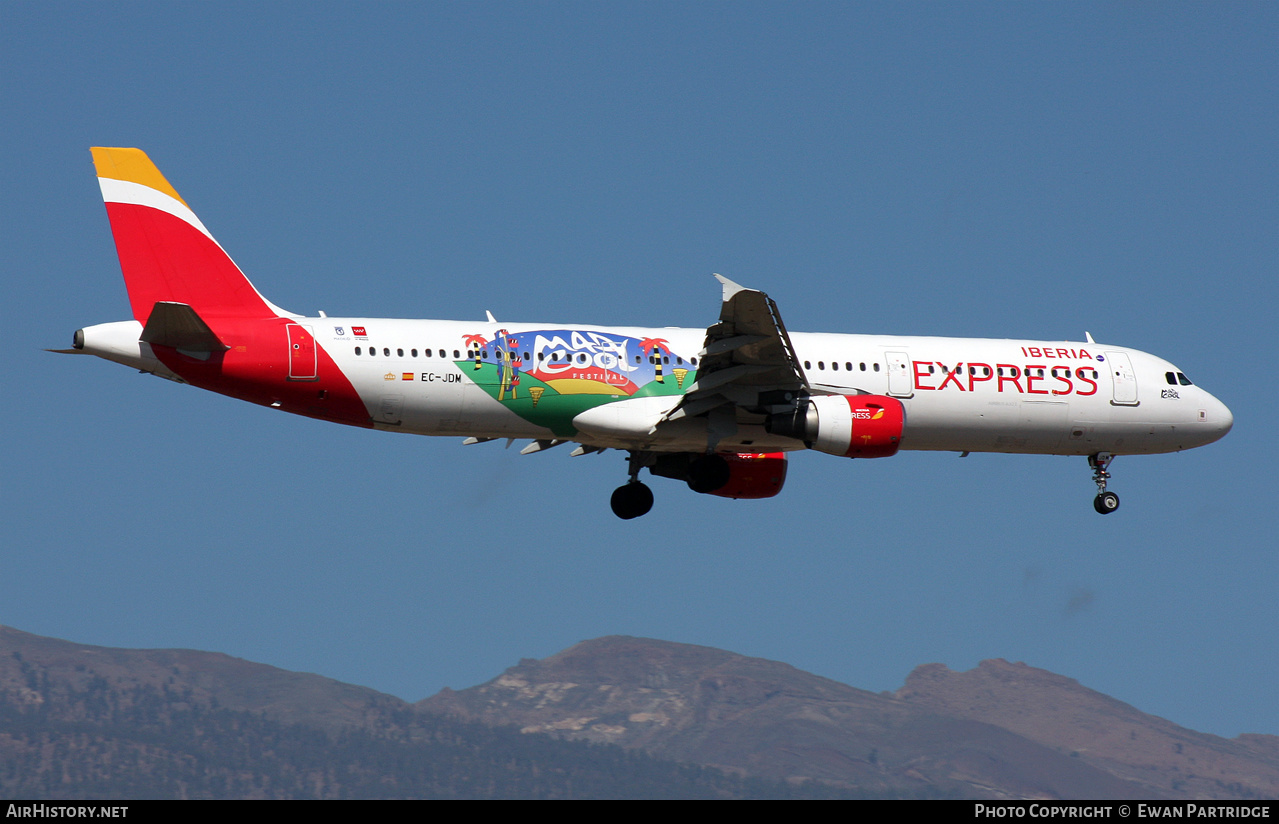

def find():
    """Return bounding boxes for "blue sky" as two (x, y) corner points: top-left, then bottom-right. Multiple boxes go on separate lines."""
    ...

(4, 3), (1275, 739)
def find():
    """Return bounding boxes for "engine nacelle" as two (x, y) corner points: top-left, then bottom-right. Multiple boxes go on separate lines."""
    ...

(650, 452), (788, 499)
(766, 394), (904, 458)
(705, 452), (788, 499)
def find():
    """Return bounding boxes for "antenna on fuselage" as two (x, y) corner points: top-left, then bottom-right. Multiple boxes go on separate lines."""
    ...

(486, 310), (498, 323)
(1085, 331), (1095, 344)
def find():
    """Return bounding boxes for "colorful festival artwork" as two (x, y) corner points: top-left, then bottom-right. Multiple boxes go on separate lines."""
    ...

(458, 328), (697, 435)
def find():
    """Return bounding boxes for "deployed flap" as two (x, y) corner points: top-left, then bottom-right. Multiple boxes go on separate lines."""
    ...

(140, 301), (230, 352)
(657, 275), (808, 445)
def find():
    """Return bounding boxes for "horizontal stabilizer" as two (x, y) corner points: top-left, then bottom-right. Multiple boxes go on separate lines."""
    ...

(140, 301), (230, 352)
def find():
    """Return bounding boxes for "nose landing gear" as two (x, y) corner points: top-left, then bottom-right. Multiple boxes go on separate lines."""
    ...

(1089, 452), (1120, 514)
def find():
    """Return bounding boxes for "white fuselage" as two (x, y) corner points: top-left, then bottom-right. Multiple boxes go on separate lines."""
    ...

(312, 318), (1232, 457)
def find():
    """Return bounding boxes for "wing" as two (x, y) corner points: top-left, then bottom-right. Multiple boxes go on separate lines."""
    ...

(657, 275), (808, 448)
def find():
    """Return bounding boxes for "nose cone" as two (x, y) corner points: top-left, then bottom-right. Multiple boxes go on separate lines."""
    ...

(1201, 392), (1233, 444)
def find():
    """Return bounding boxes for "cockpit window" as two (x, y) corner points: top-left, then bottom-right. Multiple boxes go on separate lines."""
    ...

(1177, 372), (1193, 386)
(1166, 372), (1177, 385)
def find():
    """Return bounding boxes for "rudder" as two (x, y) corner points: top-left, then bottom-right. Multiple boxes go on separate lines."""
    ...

(92, 148), (289, 323)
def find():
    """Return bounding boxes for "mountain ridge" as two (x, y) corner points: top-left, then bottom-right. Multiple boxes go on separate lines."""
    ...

(2, 626), (1275, 799)
(419, 635), (1279, 799)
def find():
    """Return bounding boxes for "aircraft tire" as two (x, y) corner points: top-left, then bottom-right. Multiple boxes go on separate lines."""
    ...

(1093, 491), (1120, 514)
(611, 482), (654, 520)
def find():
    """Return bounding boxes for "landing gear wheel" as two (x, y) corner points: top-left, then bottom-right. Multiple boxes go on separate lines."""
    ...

(1087, 453), (1120, 515)
(1093, 491), (1120, 515)
(611, 482), (654, 520)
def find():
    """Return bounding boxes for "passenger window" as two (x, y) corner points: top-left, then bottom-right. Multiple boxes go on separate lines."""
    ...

(397, 348), (404, 357)
(873, 363), (880, 372)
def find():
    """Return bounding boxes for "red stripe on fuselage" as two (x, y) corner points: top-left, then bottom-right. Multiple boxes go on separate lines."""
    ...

(150, 318), (373, 429)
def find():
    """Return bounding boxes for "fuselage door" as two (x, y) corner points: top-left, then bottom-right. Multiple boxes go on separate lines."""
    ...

(287, 323), (318, 381)
(885, 351), (913, 398)
(1105, 351), (1139, 406)
(379, 394), (403, 425)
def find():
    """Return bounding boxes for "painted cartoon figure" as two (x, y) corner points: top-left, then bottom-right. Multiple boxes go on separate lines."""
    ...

(492, 329), (521, 400)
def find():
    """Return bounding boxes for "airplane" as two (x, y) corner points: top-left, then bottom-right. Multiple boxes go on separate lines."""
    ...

(56, 148), (1234, 519)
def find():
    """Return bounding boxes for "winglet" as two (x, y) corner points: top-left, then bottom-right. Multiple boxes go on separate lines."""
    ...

(714, 273), (746, 303)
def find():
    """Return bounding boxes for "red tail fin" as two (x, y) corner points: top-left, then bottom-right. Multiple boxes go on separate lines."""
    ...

(91, 148), (290, 323)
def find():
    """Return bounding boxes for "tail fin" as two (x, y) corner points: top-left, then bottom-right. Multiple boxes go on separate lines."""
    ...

(91, 148), (291, 323)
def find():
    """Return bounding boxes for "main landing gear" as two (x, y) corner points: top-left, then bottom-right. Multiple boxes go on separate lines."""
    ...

(610, 451), (654, 520)
(1089, 452), (1120, 515)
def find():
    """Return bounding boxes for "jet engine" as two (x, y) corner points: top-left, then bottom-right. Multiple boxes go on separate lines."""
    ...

(766, 394), (904, 458)
(650, 452), (788, 499)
